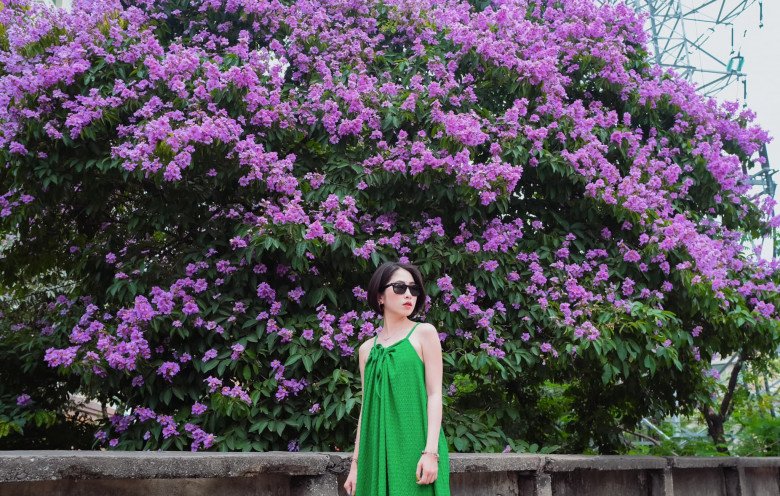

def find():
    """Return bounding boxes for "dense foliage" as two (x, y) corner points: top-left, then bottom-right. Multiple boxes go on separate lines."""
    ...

(1, 0), (778, 453)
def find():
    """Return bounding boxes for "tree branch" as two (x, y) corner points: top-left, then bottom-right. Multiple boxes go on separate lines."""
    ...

(719, 352), (745, 419)
(621, 428), (679, 456)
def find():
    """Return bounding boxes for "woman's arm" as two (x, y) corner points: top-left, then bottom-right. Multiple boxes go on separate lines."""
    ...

(351, 343), (369, 467)
(420, 324), (444, 454)
(345, 342), (369, 495)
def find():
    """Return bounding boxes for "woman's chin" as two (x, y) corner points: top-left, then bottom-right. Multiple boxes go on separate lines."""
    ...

(388, 307), (413, 317)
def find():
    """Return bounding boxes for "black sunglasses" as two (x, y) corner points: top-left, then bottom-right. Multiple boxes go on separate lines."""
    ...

(382, 282), (421, 297)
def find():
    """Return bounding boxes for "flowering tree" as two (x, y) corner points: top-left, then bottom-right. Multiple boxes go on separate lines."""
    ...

(1, 0), (779, 453)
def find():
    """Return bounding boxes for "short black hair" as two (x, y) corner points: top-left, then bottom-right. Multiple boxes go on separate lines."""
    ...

(367, 261), (426, 318)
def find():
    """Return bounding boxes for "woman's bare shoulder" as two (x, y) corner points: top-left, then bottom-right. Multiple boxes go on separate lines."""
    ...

(415, 322), (439, 340)
(358, 337), (375, 357)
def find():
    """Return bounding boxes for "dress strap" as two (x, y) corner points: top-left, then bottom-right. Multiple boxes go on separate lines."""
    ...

(404, 322), (420, 340)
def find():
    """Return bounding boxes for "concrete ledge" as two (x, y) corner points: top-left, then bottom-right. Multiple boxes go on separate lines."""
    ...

(449, 453), (543, 473)
(0, 451), (330, 482)
(1, 451), (778, 496)
(544, 454), (667, 472)
(668, 456), (739, 469)
(738, 458), (780, 469)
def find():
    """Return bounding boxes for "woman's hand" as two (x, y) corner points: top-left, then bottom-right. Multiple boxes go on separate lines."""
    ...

(344, 461), (357, 495)
(415, 452), (438, 485)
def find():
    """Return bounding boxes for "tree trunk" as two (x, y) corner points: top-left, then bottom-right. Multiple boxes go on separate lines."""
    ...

(699, 353), (745, 454)
(701, 404), (728, 453)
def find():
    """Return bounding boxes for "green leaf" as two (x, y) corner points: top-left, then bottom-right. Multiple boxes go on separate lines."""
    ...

(601, 363), (613, 384)
(302, 355), (314, 373)
(643, 355), (656, 375)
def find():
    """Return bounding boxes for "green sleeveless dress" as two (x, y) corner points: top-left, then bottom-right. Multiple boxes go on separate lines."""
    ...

(355, 322), (451, 496)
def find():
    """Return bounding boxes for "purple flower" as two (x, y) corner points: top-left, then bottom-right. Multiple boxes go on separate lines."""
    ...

(16, 394), (32, 407)
(352, 286), (368, 301)
(257, 282), (276, 302)
(287, 286), (305, 304)
(135, 407), (156, 422)
(157, 361), (180, 382)
(184, 423), (215, 451)
(9, 141), (28, 155)
(44, 346), (80, 367)
(480, 260), (499, 272)
(437, 275), (454, 292)
(229, 236), (247, 249)
(182, 300), (200, 315)
(623, 250), (641, 263)
(230, 343), (245, 361)
(221, 385), (252, 404)
(191, 402), (207, 415)
(162, 424), (179, 439)
(132, 296), (156, 322)
(202, 348), (217, 362)
(205, 376), (223, 393)
(192, 279), (208, 293)
(622, 278), (635, 296)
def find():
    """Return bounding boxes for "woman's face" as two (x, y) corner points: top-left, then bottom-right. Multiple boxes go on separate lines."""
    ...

(378, 268), (418, 318)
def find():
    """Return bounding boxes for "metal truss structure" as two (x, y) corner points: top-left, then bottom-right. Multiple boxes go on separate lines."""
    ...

(600, 0), (763, 97)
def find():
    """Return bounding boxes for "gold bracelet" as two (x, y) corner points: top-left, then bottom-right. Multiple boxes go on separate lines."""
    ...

(420, 450), (439, 461)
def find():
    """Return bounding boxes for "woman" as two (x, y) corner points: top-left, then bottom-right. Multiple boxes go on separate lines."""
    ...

(344, 261), (451, 496)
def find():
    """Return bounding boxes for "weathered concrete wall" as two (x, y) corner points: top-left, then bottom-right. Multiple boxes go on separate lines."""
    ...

(1, 451), (778, 496)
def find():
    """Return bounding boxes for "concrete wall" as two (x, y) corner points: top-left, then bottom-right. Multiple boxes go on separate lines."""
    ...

(1, 451), (778, 496)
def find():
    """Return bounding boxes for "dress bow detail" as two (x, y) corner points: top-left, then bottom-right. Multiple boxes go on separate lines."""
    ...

(369, 343), (397, 398)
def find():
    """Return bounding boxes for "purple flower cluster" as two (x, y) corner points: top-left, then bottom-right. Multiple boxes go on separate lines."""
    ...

(184, 423), (215, 451)
(157, 361), (180, 382)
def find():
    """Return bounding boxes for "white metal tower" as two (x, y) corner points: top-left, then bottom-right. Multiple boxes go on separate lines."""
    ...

(604, 0), (763, 97)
